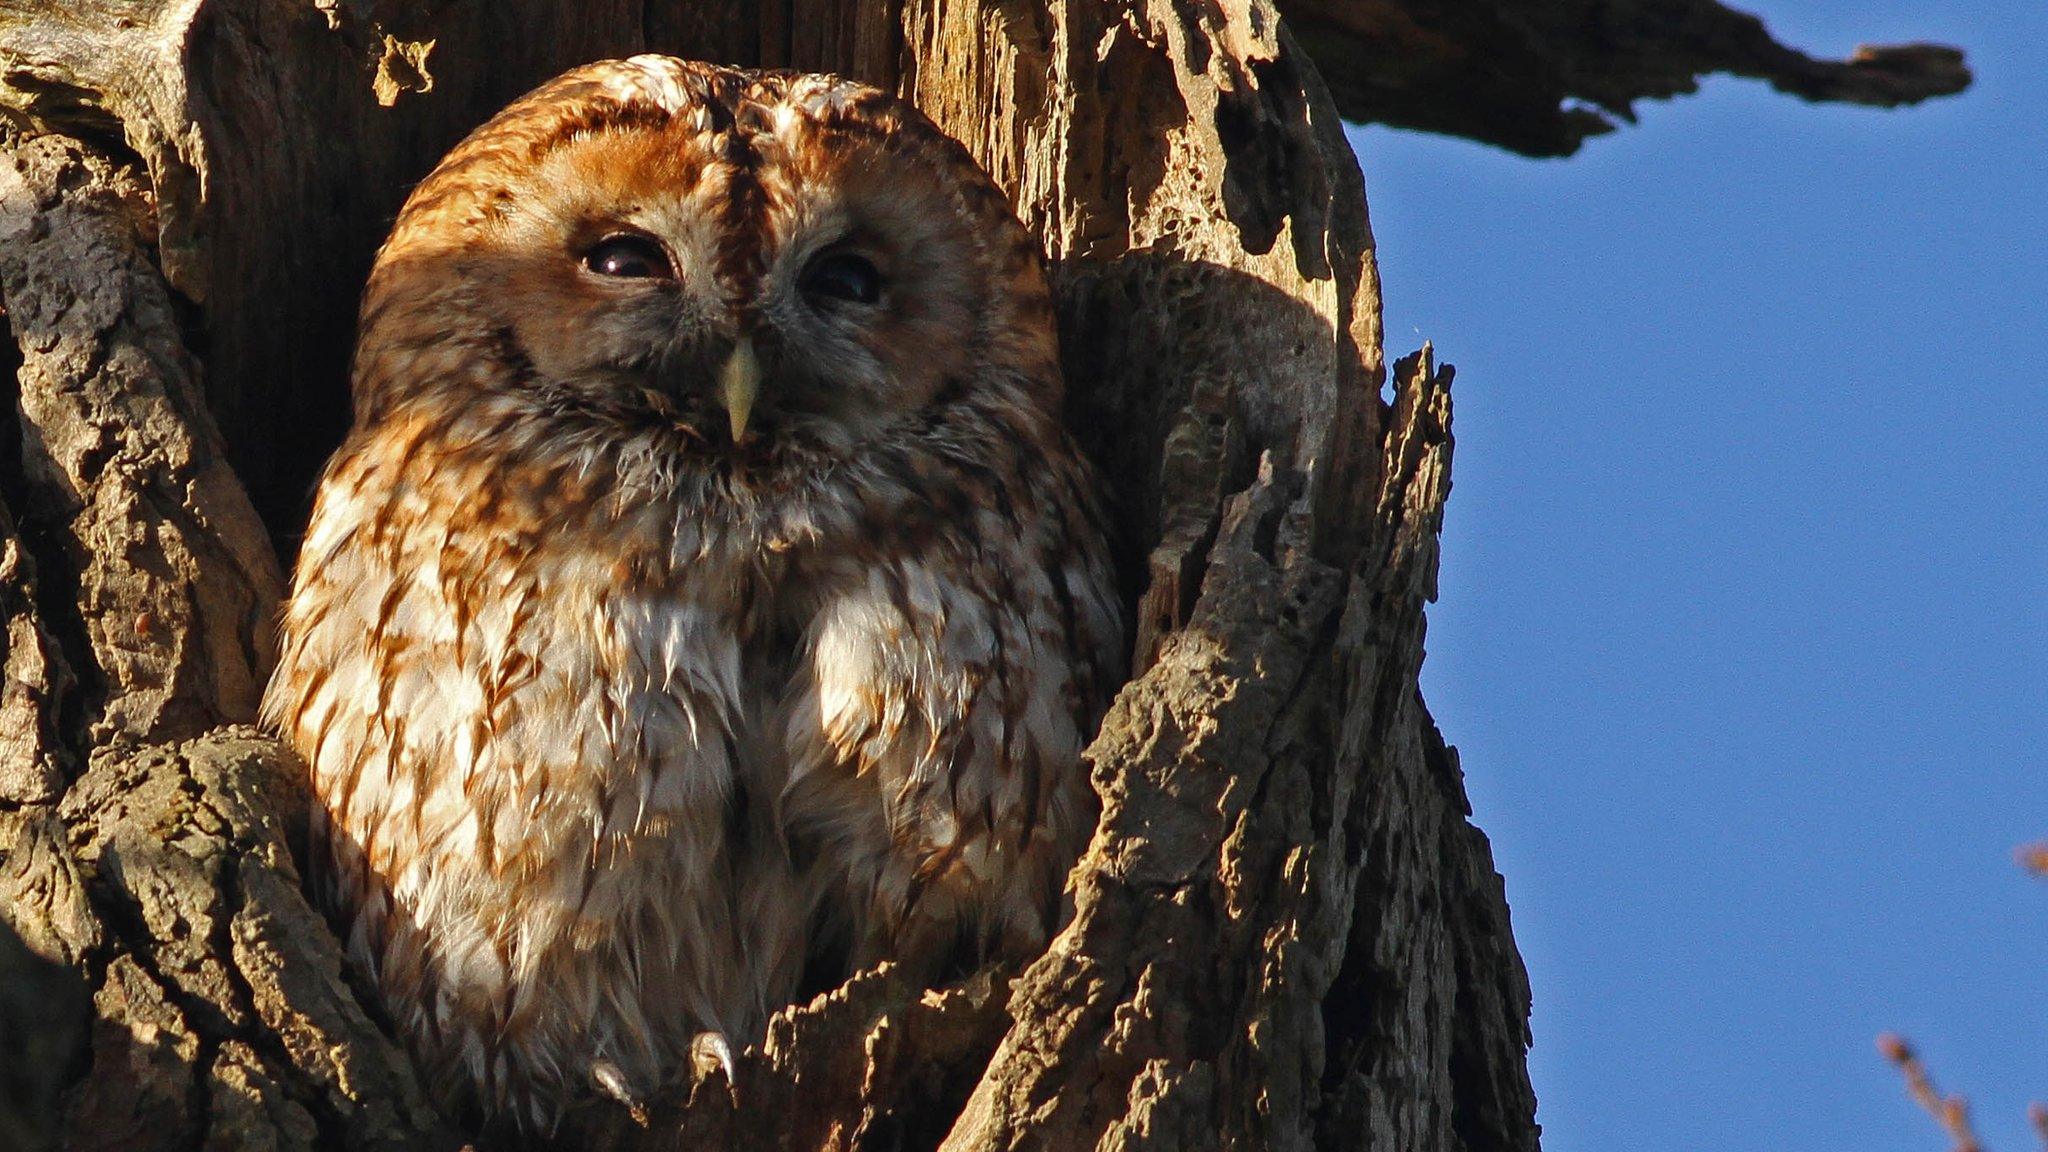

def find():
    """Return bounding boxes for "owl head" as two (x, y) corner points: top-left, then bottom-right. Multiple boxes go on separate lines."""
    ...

(354, 57), (1060, 458)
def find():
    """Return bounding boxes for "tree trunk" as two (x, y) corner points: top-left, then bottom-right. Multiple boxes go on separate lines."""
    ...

(0, 3), (1964, 1150)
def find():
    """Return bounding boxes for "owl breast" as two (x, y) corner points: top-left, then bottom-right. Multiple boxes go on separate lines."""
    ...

(267, 416), (810, 1130)
(774, 438), (1122, 974)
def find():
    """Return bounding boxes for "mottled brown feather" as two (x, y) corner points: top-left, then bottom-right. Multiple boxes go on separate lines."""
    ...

(265, 56), (1123, 1136)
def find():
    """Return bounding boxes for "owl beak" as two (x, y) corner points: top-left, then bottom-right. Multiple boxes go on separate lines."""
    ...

(720, 335), (761, 443)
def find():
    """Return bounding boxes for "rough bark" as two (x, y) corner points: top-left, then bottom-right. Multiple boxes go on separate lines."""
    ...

(1281, 0), (1971, 156)
(0, 2), (1964, 1151)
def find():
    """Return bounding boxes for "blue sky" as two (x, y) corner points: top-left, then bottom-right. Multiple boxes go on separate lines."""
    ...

(1345, 3), (2047, 1150)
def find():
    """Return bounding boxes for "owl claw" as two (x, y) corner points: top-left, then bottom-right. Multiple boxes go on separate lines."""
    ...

(690, 1031), (738, 1096)
(591, 1058), (649, 1124)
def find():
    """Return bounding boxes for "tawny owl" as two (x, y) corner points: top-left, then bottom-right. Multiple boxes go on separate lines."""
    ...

(262, 56), (1125, 1134)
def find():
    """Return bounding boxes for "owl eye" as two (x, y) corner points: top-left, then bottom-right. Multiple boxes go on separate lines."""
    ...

(800, 251), (883, 306)
(583, 234), (673, 280)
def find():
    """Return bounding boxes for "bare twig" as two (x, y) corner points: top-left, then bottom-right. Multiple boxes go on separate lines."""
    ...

(1878, 1033), (1984, 1152)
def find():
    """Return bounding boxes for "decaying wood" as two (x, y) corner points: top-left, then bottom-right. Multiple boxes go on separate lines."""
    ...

(0, 1), (1964, 1150)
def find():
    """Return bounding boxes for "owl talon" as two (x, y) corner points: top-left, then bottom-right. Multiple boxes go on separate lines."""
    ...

(690, 1031), (739, 1098)
(591, 1059), (650, 1124)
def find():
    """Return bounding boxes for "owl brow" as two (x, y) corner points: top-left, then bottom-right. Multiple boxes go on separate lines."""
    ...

(709, 126), (775, 310)
(525, 98), (695, 167)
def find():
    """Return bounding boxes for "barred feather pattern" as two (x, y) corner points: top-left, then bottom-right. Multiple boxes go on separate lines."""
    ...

(262, 57), (1124, 1133)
